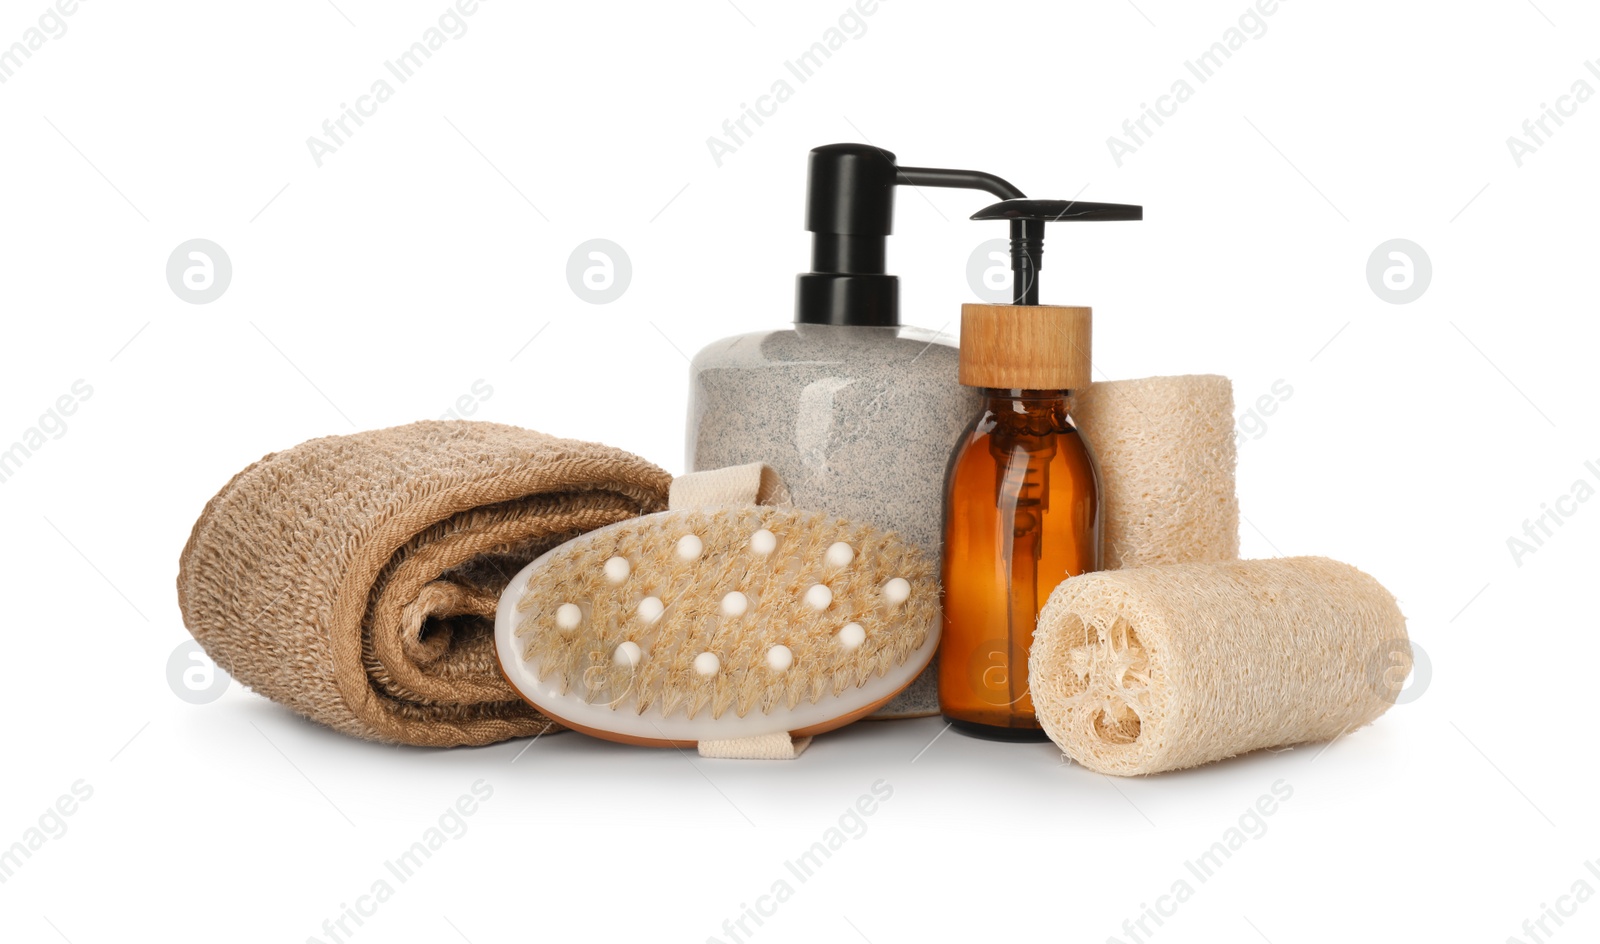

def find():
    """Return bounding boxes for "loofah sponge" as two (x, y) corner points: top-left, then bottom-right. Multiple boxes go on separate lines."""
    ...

(1074, 374), (1240, 569)
(494, 506), (939, 747)
(1030, 557), (1410, 776)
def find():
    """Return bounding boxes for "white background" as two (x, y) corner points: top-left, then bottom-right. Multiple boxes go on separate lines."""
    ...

(2, 1), (1595, 941)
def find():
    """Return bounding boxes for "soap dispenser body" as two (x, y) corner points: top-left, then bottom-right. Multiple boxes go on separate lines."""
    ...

(687, 322), (978, 557)
(938, 390), (1100, 738)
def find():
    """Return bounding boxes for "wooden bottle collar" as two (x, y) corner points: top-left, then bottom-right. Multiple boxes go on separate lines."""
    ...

(958, 303), (1092, 391)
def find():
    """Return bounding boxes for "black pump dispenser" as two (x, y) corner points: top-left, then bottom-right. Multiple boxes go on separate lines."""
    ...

(796, 144), (1024, 326)
(794, 143), (1141, 325)
(970, 198), (1143, 305)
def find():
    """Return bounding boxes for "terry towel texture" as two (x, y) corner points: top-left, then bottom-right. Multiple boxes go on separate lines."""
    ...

(1030, 557), (1410, 776)
(1074, 375), (1240, 569)
(177, 421), (671, 747)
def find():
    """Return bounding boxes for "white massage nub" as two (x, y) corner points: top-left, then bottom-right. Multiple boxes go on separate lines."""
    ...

(838, 622), (866, 650)
(555, 603), (583, 631)
(750, 528), (777, 555)
(676, 534), (703, 561)
(614, 640), (642, 667)
(637, 596), (664, 624)
(603, 556), (631, 584)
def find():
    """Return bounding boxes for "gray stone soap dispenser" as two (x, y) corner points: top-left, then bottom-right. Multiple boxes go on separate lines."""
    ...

(686, 143), (1040, 717)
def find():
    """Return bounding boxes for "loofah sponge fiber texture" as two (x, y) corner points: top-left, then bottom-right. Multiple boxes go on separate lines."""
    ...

(1030, 557), (1410, 776)
(1073, 374), (1240, 569)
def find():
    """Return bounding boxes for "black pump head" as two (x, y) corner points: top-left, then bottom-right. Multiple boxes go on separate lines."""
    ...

(970, 198), (1143, 306)
(795, 144), (1026, 326)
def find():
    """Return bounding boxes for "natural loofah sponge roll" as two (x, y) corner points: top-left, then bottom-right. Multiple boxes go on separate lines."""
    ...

(1073, 374), (1239, 569)
(1030, 557), (1410, 776)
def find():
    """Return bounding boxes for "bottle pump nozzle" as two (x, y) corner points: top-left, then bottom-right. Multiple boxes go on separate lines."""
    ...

(796, 144), (1141, 324)
(798, 144), (1027, 326)
(970, 198), (1143, 306)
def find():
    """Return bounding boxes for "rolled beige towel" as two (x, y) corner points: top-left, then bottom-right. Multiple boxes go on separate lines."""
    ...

(1074, 375), (1239, 569)
(1030, 557), (1409, 775)
(177, 420), (672, 747)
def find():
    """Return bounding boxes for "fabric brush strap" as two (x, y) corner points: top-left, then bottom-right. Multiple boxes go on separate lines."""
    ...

(668, 462), (791, 510)
(699, 732), (813, 760)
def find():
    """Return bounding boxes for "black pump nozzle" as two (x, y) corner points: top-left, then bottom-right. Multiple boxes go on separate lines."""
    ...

(970, 198), (1143, 306)
(797, 144), (1028, 326)
(796, 144), (1140, 323)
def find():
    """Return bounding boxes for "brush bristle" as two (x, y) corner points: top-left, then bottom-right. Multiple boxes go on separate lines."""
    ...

(510, 507), (936, 721)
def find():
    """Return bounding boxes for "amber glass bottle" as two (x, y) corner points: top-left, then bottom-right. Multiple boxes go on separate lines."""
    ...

(939, 305), (1101, 740)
